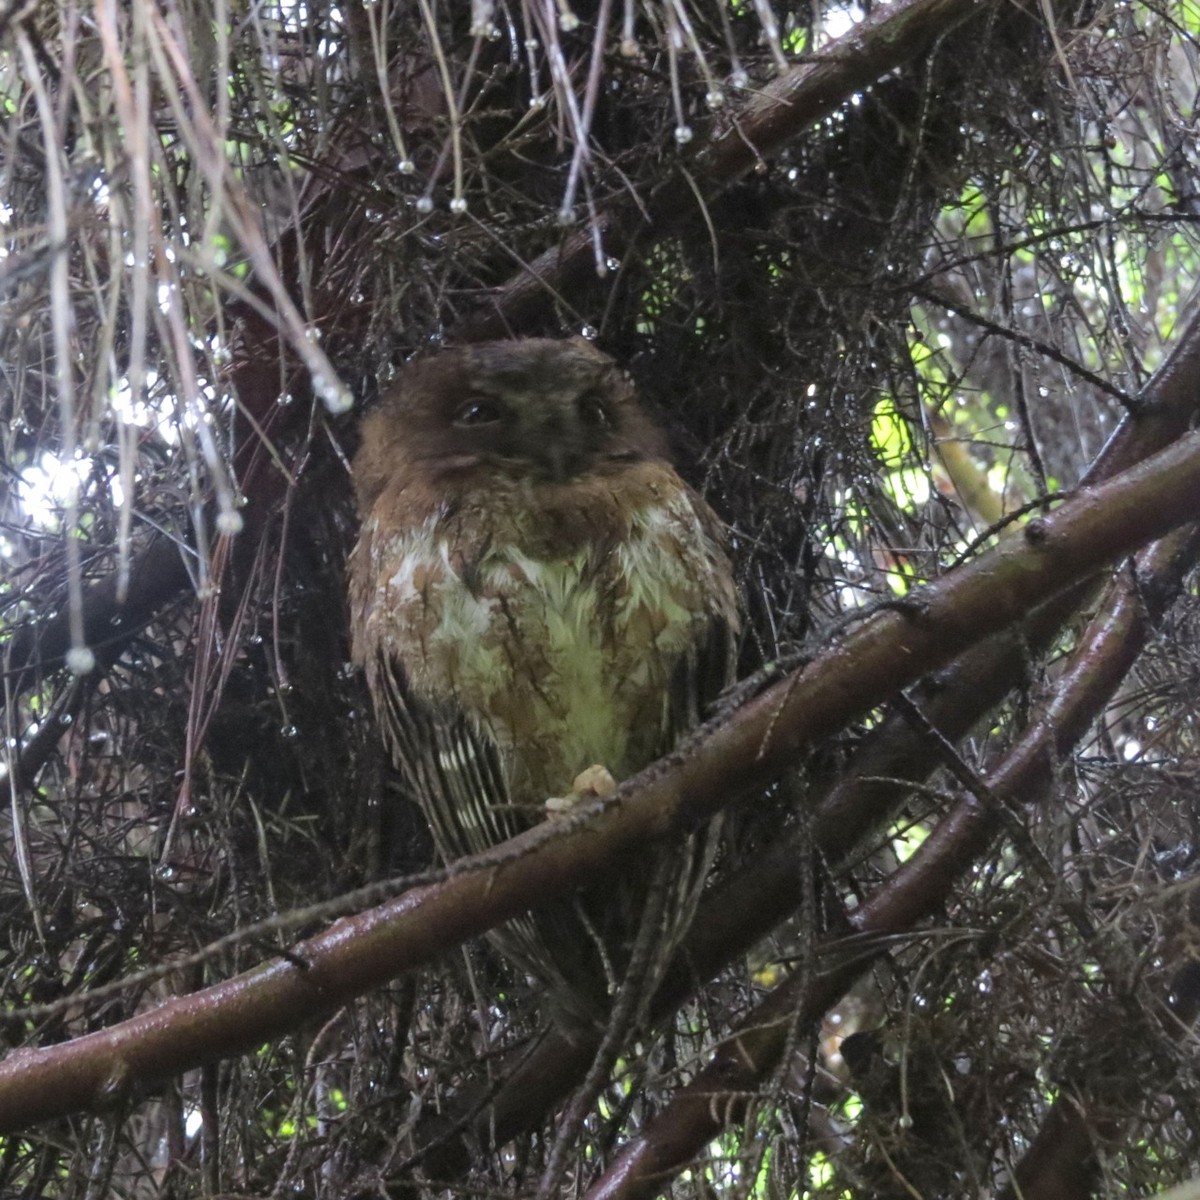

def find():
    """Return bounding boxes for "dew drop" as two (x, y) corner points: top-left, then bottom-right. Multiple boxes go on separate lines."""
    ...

(316, 375), (353, 415)
(66, 646), (95, 675)
(216, 509), (244, 536)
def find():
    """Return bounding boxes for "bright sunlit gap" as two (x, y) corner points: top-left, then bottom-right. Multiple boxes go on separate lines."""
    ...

(16, 451), (92, 531)
(823, 3), (864, 39)
(9, 367), (228, 542)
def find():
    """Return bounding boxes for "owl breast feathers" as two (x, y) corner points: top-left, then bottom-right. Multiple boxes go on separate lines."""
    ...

(348, 337), (738, 1017)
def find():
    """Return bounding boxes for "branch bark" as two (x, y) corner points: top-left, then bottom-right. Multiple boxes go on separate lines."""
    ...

(583, 519), (1200, 1200)
(417, 301), (1200, 1170)
(460, 0), (998, 339)
(2, 537), (191, 709)
(1, 427), (1199, 1132)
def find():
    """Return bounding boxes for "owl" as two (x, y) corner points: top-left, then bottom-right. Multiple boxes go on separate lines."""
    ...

(349, 337), (739, 1024)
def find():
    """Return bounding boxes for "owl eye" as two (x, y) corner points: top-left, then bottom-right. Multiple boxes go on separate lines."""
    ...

(577, 391), (615, 429)
(453, 399), (503, 426)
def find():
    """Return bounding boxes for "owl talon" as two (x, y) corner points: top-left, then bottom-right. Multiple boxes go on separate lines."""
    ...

(545, 765), (618, 817)
(573, 764), (618, 796)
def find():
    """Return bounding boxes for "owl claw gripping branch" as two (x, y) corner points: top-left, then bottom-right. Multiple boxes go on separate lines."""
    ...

(544, 763), (619, 817)
(349, 337), (739, 1025)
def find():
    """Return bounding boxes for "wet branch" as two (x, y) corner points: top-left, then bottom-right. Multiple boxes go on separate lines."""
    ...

(0, 426), (1198, 1132)
(582, 519), (1200, 1200)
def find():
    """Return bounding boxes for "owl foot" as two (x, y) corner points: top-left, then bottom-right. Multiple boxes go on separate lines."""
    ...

(545, 765), (618, 817)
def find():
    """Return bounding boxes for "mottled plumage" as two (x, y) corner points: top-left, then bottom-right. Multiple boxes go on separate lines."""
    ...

(349, 338), (738, 1021)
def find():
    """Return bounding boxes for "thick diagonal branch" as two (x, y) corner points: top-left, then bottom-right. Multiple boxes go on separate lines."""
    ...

(583, 518), (1200, 1200)
(0, 428), (1198, 1132)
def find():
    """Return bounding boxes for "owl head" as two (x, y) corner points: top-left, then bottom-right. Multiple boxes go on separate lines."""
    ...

(353, 338), (668, 508)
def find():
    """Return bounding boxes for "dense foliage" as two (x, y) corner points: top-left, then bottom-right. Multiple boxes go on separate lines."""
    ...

(2, 0), (1200, 1195)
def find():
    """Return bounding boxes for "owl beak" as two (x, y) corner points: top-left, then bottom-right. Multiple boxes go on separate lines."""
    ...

(530, 407), (589, 481)
(538, 440), (593, 483)
(545, 443), (569, 482)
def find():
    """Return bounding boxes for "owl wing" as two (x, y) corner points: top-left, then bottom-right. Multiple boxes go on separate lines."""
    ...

(657, 493), (741, 752)
(372, 650), (521, 863)
(665, 609), (738, 748)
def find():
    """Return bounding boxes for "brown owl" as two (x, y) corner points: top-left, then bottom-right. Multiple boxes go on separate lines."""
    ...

(349, 337), (739, 1023)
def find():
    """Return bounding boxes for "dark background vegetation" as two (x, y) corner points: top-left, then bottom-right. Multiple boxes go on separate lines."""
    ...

(2, 0), (1200, 1195)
